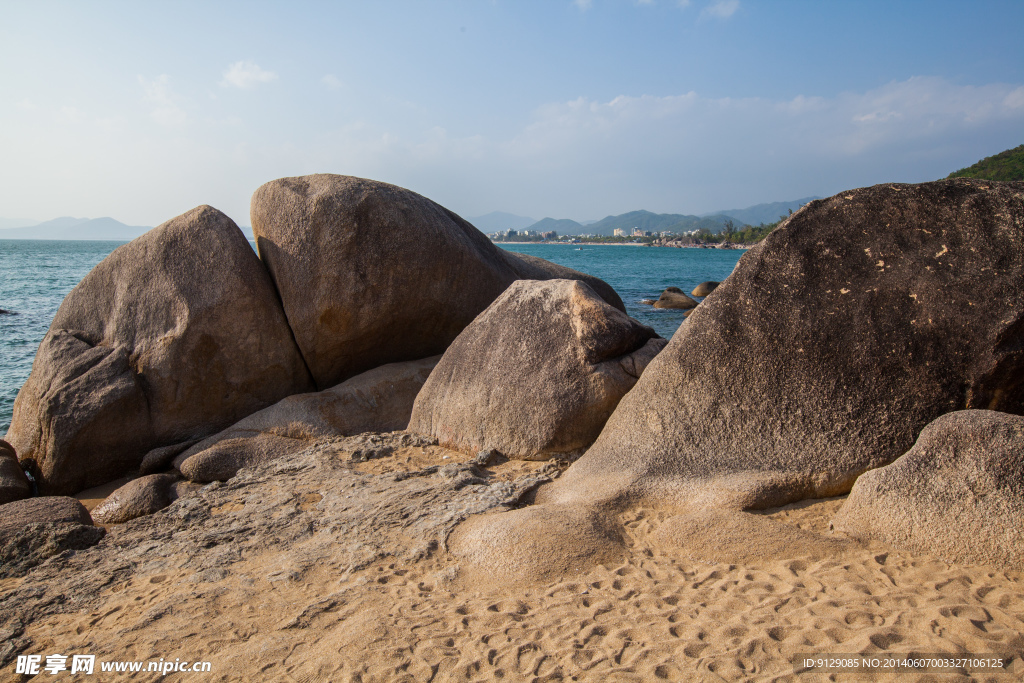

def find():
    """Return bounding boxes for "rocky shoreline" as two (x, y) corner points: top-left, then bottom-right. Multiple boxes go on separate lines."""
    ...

(3, 175), (1024, 679)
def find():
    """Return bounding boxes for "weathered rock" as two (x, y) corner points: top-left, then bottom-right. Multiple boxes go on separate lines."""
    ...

(544, 179), (1024, 512)
(0, 523), (105, 579)
(91, 473), (181, 524)
(0, 440), (30, 504)
(251, 174), (624, 389)
(409, 280), (665, 460)
(655, 509), (851, 565)
(691, 281), (719, 297)
(449, 504), (626, 587)
(0, 497), (103, 576)
(176, 357), (439, 482)
(0, 496), (94, 532)
(0, 438), (551, 647)
(832, 410), (1024, 569)
(652, 287), (698, 309)
(5, 205), (314, 494)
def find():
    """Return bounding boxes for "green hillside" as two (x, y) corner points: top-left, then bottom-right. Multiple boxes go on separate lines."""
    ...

(947, 144), (1024, 181)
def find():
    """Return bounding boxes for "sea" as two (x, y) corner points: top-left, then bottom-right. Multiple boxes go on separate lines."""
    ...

(0, 240), (745, 433)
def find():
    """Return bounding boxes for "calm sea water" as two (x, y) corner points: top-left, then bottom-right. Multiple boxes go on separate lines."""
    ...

(1, 240), (129, 433)
(0, 240), (744, 433)
(501, 243), (744, 338)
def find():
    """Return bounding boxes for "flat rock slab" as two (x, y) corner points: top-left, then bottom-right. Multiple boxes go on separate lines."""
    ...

(0, 436), (552, 667)
(0, 496), (94, 532)
(175, 356), (440, 482)
(0, 496), (103, 579)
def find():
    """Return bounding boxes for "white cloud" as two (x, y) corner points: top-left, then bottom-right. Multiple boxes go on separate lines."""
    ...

(138, 75), (187, 126)
(1004, 86), (1024, 110)
(4, 73), (1020, 227)
(220, 61), (278, 89)
(702, 0), (739, 19)
(574, 0), (593, 10)
(322, 74), (342, 90)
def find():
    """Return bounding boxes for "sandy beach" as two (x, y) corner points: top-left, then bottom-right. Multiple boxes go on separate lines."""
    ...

(3, 442), (1018, 682)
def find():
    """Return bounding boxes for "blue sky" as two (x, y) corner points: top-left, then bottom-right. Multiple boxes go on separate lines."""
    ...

(1, 0), (1022, 227)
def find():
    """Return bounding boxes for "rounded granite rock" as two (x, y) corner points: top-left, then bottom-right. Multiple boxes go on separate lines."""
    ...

(652, 288), (698, 310)
(545, 179), (1024, 512)
(409, 279), (665, 460)
(91, 473), (181, 524)
(691, 281), (720, 297)
(251, 174), (623, 390)
(832, 410), (1024, 569)
(5, 205), (314, 494)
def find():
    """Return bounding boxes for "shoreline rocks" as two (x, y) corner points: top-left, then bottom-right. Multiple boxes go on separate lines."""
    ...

(691, 281), (719, 297)
(409, 279), (664, 460)
(543, 179), (1024, 513)
(652, 286), (698, 310)
(832, 410), (1024, 569)
(5, 205), (314, 495)
(251, 174), (623, 390)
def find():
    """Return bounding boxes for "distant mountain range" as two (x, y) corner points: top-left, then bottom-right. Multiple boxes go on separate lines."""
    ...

(0, 217), (151, 241)
(1, 195), (819, 242)
(510, 197), (820, 237)
(0, 217), (256, 241)
(708, 197), (821, 227)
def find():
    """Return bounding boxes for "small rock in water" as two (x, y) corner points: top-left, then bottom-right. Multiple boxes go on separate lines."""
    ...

(0, 308), (16, 315)
(653, 288), (698, 310)
(691, 281), (719, 297)
(640, 299), (657, 306)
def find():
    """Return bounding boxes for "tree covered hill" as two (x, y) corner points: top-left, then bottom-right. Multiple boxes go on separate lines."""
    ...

(947, 144), (1024, 181)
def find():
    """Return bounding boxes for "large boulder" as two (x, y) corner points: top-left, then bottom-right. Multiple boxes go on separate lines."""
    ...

(176, 356), (439, 482)
(5, 206), (314, 494)
(832, 410), (1024, 569)
(251, 174), (624, 389)
(0, 440), (30, 504)
(408, 280), (665, 461)
(542, 179), (1024, 512)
